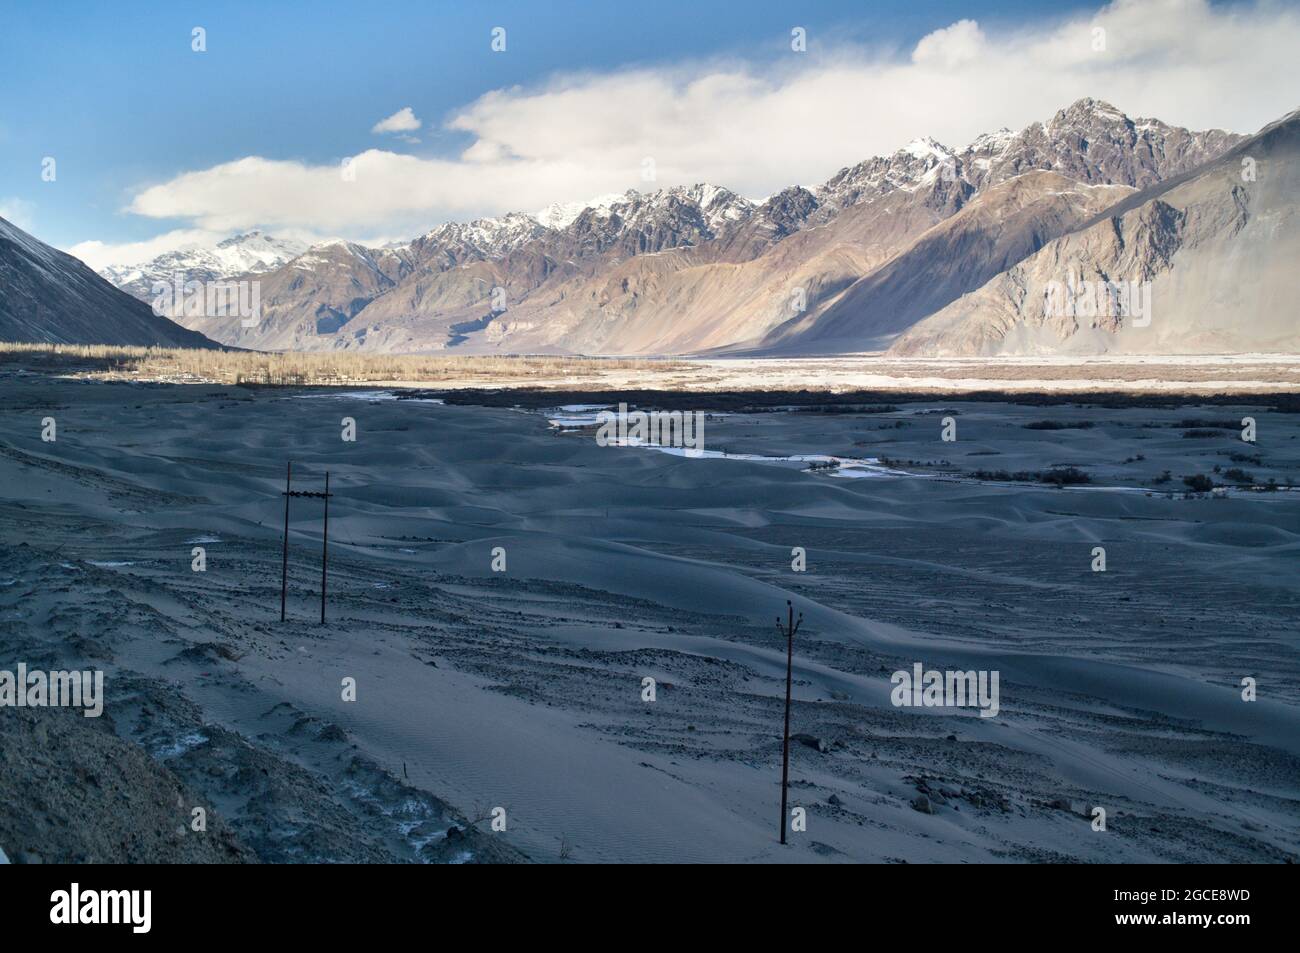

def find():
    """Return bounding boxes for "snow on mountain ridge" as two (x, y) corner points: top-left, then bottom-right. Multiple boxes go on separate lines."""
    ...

(534, 192), (627, 229)
(904, 136), (954, 160)
(417, 212), (550, 259)
(603, 184), (756, 239)
(98, 231), (308, 299)
(814, 98), (1240, 217)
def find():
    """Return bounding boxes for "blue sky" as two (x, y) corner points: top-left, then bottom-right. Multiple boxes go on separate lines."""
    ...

(1, 0), (1294, 267)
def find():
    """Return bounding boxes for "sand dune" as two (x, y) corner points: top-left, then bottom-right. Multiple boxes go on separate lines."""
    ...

(1, 376), (1297, 862)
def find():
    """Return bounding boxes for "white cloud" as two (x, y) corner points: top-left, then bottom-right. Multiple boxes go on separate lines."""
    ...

(0, 197), (36, 232)
(912, 19), (987, 68)
(103, 0), (1300, 249)
(67, 229), (234, 270)
(371, 107), (422, 135)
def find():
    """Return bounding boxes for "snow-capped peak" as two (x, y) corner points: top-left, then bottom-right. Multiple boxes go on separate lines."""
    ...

(534, 192), (626, 229)
(416, 212), (550, 260)
(903, 136), (953, 161)
(95, 231), (308, 297)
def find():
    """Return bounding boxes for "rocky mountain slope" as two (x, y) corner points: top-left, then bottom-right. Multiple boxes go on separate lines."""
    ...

(888, 109), (1300, 357)
(178, 239), (415, 350)
(756, 172), (1135, 353)
(960, 97), (1241, 192)
(1, 217), (216, 348)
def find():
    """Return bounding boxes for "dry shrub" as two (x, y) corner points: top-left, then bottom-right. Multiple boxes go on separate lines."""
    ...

(0, 342), (687, 387)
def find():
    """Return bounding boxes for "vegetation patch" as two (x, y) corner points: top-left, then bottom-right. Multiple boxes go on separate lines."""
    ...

(1023, 420), (1095, 430)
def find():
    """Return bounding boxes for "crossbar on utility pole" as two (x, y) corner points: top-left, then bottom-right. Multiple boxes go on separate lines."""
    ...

(777, 599), (802, 845)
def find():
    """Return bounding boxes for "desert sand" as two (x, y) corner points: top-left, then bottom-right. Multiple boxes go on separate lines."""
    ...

(1, 372), (1297, 863)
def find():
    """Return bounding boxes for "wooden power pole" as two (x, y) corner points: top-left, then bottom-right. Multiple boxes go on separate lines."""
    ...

(279, 463), (334, 624)
(280, 461), (292, 622)
(320, 471), (330, 625)
(777, 599), (802, 845)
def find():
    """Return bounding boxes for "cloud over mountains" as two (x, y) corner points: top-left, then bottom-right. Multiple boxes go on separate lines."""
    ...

(78, 0), (1300, 261)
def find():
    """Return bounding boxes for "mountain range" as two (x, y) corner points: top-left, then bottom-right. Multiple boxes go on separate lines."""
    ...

(16, 97), (1297, 357)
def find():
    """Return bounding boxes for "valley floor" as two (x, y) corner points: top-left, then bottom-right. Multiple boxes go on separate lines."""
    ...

(357, 354), (1300, 395)
(3, 345), (1299, 396)
(1, 374), (1297, 862)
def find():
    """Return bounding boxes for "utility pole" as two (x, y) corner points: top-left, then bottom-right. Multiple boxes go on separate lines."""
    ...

(279, 463), (333, 623)
(320, 471), (330, 625)
(776, 599), (802, 845)
(281, 461), (292, 622)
